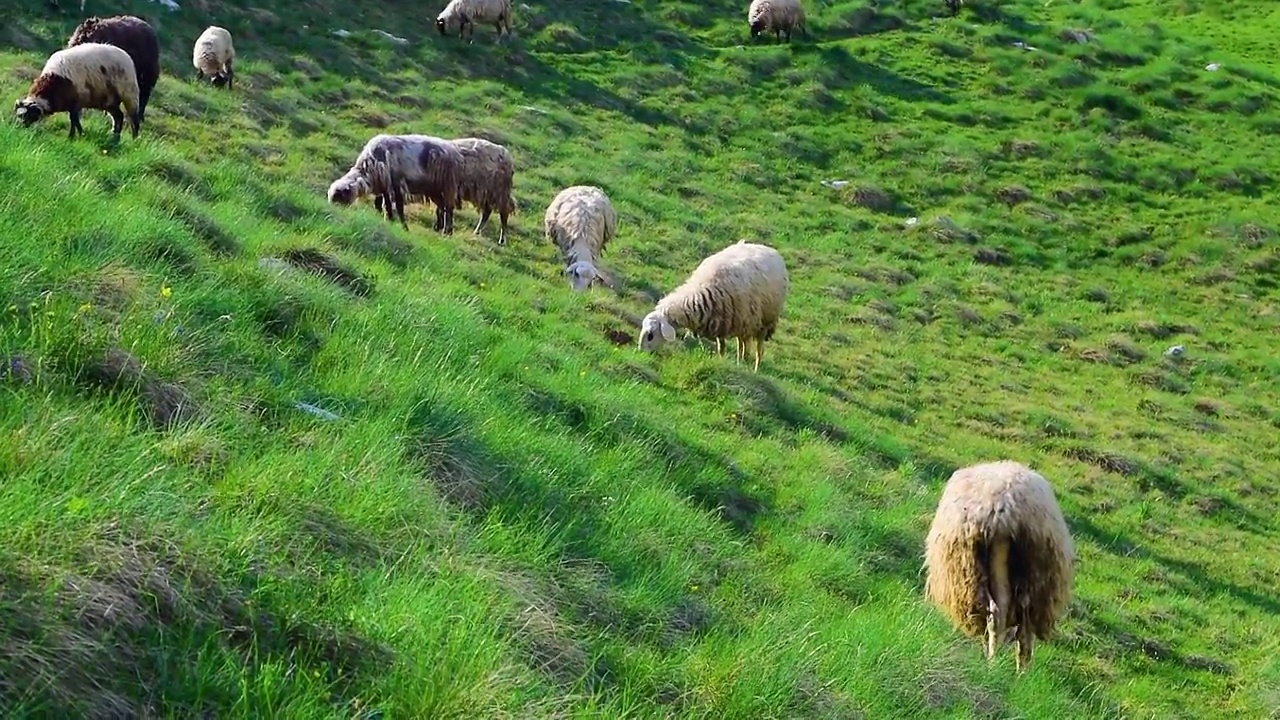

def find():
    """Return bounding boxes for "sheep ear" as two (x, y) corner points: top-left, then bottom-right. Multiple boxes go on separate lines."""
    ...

(660, 321), (676, 342)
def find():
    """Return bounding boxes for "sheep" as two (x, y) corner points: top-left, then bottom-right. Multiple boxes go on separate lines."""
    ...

(923, 460), (1076, 673)
(543, 185), (617, 292)
(192, 26), (236, 89)
(328, 134), (462, 234)
(945, 0), (963, 15)
(373, 136), (517, 245)
(747, 0), (807, 42)
(436, 0), (514, 42)
(14, 42), (141, 141)
(66, 15), (160, 123)
(638, 240), (789, 372)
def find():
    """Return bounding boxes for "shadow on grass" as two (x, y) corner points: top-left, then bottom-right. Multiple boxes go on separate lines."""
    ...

(400, 398), (728, 692)
(0, 532), (392, 716)
(1070, 515), (1280, 616)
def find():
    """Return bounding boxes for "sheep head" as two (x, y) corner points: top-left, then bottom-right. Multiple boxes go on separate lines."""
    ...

(637, 312), (676, 352)
(565, 260), (599, 292)
(327, 174), (366, 206)
(749, 20), (765, 39)
(13, 98), (46, 126)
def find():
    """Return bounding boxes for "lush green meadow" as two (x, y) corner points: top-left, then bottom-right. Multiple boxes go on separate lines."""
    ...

(1, 0), (1277, 715)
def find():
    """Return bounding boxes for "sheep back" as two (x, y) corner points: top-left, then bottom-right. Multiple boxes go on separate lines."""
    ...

(748, 0), (806, 34)
(437, 0), (514, 34)
(193, 26), (235, 76)
(543, 185), (616, 265)
(66, 15), (159, 117)
(655, 241), (789, 342)
(924, 460), (1075, 646)
(451, 137), (516, 216)
(19, 43), (140, 117)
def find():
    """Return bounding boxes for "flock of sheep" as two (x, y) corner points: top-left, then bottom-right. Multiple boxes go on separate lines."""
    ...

(13, 3), (1077, 675)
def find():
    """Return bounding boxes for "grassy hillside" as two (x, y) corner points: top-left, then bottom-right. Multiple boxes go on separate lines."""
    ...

(2, 0), (1278, 715)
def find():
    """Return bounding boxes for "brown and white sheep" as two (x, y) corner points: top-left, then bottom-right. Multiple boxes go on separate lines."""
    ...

(14, 43), (141, 140)
(436, 0), (514, 42)
(543, 185), (617, 292)
(748, 0), (807, 42)
(373, 136), (517, 244)
(638, 240), (789, 371)
(66, 15), (160, 123)
(192, 26), (236, 89)
(328, 134), (462, 233)
(923, 460), (1076, 673)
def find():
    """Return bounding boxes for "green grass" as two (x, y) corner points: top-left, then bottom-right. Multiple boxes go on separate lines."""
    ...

(2, 0), (1278, 715)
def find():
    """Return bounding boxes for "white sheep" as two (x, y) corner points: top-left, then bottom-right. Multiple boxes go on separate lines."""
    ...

(638, 240), (789, 372)
(543, 185), (617, 292)
(192, 26), (236, 89)
(14, 42), (141, 140)
(748, 0), (807, 42)
(924, 460), (1076, 673)
(436, 0), (514, 42)
(328, 134), (463, 233)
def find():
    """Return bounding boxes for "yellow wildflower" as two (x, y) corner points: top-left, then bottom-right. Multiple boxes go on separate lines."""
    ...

(160, 286), (172, 299)
(77, 302), (92, 313)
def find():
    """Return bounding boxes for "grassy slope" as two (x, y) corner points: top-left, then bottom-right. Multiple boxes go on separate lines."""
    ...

(1, 0), (1278, 716)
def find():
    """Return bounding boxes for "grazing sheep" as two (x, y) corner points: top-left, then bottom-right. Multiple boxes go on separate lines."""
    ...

(192, 26), (236, 89)
(66, 15), (160, 123)
(436, 0), (514, 42)
(328, 134), (462, 233)
(543, 185), (617, 292)
(748, 0), (807, 42)
(638, 240), (789, 372)
(449, 137), (517, 244)
(14, 43), (141, 140)
(376, 136), (516, 243)
(924, 460), (1075, 673)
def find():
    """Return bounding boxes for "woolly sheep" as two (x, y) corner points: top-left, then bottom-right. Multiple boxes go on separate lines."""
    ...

(14, 42), (141, 141)
(923, 460), (1075, 673)
(638, 240), (789, 372)
(328, 134), (462, 234)
(66, 15), (160, 123)
(192, 26), (236, 89)
(436, 0), (514, 42)
(374, 136), (517, 245)
(747, 0), (807, 42)
(543, 185), (617, 292)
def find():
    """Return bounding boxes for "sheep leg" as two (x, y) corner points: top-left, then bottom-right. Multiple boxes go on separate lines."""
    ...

(392, 185), (409, 230)
(107, 105), (125, 139)
(433, 204), (444, 232)
(444, 205), (455, 235)
(1014, 618), (1033, 673)
(752, 337), (763, 372)
(985, 540), (1013, 661)
(127, 105), (140, 139)
(474, 207), (492, 236)
(735, 338), (746, 364)
(497, 209), (510, 245)
(226, 60), (235, 90)
(715, 338), (724, 356)
(68, 105), (83, 139)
